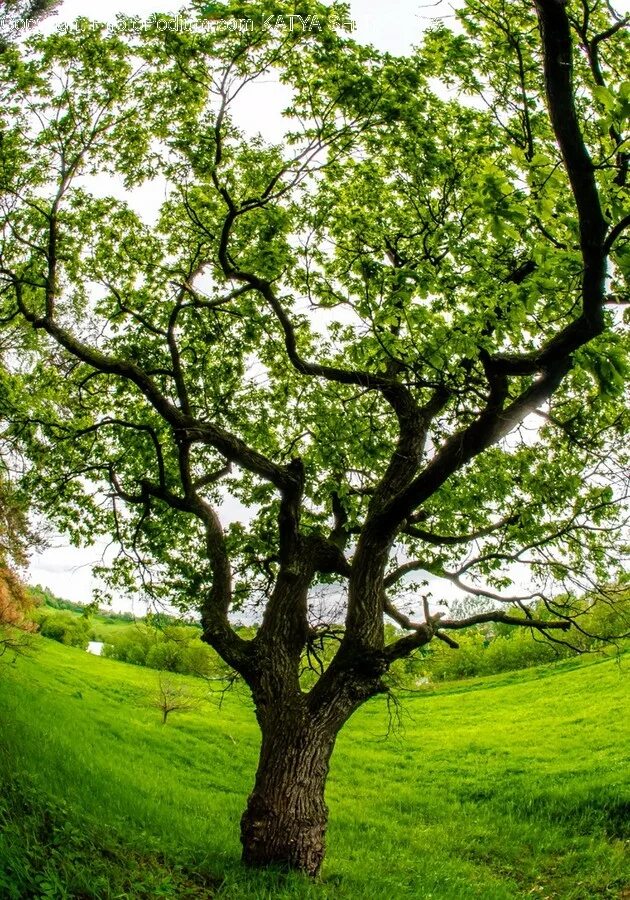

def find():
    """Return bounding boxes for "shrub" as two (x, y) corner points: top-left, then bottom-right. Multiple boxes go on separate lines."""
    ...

(102, 623), (222, 679)
(34, 611), (90, 649)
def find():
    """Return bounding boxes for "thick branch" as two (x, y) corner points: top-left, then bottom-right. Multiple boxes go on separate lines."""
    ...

(604, 213), (630, 254)
(438, 612), (571, 632)
(403, 513), (519, 546)
(194, 461), (232, 490)
(383, 599), (571, 663)
(382, 596), (440, 661)
(484, 0), (609, 378)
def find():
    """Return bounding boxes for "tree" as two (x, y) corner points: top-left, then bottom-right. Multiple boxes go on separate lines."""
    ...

(0, 0), (62, 52)
(0, 0), (628, 877)
(0, 473), (36, 655)
(151, 671), (201, 725)
(0, 568), (35, 657)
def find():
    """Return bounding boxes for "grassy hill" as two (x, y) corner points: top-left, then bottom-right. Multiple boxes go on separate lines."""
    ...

(0, 637), (628, 899)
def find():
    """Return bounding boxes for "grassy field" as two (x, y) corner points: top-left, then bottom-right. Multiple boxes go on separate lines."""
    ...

(0, 637), (628, 899)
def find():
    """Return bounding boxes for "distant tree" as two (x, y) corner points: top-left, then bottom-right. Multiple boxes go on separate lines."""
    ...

(0, 0), (628, 877)
(151, 671), (201, 725)
(33, 607), (90, 647)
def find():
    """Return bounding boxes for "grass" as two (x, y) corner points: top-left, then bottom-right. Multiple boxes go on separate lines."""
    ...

(0, 637), (628, 899)
(89, 613), (140, 640)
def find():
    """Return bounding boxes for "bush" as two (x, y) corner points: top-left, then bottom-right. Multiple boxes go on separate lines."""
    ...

(34, 611), (90, 649)
(102, 623), (224, 679)
(102, 627), (153, 666)
(405, 589), (629, 685)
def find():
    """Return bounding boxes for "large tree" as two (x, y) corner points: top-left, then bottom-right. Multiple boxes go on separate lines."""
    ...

(0, 0), (628, 876)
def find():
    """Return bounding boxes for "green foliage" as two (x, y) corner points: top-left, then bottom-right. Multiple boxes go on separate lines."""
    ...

(28, 584), (94, 613)
(99, 610), (135, 624)
(0, 0), (625, 624)
(33, 608), (90, 648)
(102, 622), (232, 679)
(0, 638), (628, 898)
(409, 589), (630, 683)
(306, 590), (630, 687)
(417, 628), (560, 682)
(25, 585), (252, 680)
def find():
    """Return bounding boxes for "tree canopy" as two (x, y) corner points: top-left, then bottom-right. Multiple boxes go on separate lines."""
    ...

(0, 0), (628, 875)
(0, 0), (62, 51)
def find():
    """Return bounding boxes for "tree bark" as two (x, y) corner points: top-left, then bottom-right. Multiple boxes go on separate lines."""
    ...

(240, 716), (337, 877)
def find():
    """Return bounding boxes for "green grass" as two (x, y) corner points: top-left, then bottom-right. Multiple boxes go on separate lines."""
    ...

(89, 613), (140, 640)
(0, 638), (628, 899)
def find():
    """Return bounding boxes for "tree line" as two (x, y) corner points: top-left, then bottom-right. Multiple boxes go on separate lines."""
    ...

(29, 585), (629, 685)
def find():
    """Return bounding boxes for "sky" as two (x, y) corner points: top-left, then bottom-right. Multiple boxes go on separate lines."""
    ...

(28, 0), (452, 55)
(25, 0), (448, 609)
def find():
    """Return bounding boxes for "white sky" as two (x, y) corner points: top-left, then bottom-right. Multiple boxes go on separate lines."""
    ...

(30, 0), (451, 54)
(27, 0), (443, 608)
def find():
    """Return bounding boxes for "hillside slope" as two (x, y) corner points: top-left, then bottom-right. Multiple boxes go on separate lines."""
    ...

(0, 638), (628, 899)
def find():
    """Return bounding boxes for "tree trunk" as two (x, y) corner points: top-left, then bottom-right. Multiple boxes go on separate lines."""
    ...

(240, 718), (336, 877)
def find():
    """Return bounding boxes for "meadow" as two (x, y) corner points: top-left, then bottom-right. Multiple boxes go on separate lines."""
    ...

(0, 636), (628, 899)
